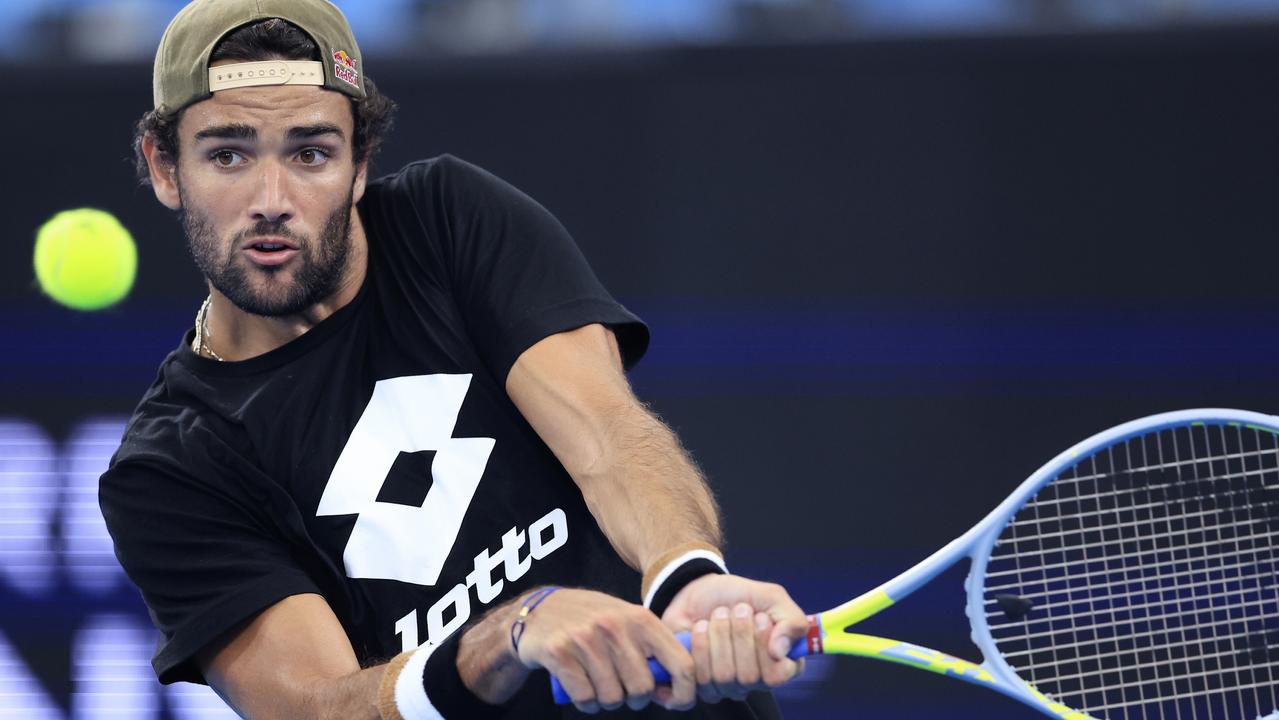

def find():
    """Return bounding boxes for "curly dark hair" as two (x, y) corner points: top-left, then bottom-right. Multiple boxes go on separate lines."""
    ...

(132, 18), (396, 185)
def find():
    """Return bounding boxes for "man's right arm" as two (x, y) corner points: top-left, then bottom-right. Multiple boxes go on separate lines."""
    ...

(196, 593), (383, 719)
(197, 589), (698, 719)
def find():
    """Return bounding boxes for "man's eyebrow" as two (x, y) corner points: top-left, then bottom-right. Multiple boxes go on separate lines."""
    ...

(193, 124), (256, 142)
(287, 124), (345, 141)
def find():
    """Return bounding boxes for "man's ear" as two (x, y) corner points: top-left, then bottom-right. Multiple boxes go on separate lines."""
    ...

(141, 133), (182, 210)
(352, 159), (369, 205)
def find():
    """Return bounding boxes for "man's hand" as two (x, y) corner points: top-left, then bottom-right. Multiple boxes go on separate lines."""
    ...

(661, 575), (807, 703)
(514, 588), (697, 713)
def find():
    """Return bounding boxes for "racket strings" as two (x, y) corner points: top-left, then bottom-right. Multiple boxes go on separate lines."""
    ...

(1004, 474), (1279, 532)
(984, 527), (1279, 586)
(1029, 448), (1279, 494)
(1095, 678), (1279, 715)
(1000, 602), (1279, 664)
(990, 561), (1276, 618)
(1016, 652), (1279, 705)
(981, 422), (1279, 720)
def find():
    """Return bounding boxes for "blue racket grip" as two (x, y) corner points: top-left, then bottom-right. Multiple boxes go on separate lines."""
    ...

(550, 632), (810, 704)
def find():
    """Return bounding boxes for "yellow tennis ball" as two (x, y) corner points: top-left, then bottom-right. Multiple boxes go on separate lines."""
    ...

(33, 208), (137, 311)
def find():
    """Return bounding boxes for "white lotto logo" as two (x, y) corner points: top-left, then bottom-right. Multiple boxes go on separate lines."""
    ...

(317, 374), (495, 586)
(395, 507), (568, 652)
(313, 373), (572, 652)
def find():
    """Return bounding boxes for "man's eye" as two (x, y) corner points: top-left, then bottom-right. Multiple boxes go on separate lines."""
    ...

(211, 150), (243, 167)
(298, 148), (330, 165)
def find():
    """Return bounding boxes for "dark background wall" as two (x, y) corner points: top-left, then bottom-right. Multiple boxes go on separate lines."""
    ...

(3, 24), (1278, 718)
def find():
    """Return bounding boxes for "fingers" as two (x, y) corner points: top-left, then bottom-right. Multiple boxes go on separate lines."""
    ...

(690, 619), (717, 704)
(537, 633), (603, 713)
(530, 580), (807, 711)
(700, 602), (759, 702)
(522, 589), (692, 712)
(552, 662), (597, 713)
(613, 655), (655, 711)
(755, 611), (802, 687)
(730, 603), (762, 689)
(643, 614), (696, 711)
(764, 593), (810, 661)
(577, 607), (692, 713)
(577, 638), (623, 713)
(769, 613), (808, 661)
(707, 605), (737, 699)
(694, 601), (802, 702)
(604, 621), (655, 711)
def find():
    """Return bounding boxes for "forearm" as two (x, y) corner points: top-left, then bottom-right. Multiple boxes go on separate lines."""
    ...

(199, 595), (388, 720)
(205, 657), (384, 720)
(575, 401), (722, 571)
(297, 667), (386, 720)
(505, 324), (722, 574)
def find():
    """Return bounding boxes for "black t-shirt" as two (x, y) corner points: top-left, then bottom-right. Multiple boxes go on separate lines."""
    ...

(100, 156), (779, 719)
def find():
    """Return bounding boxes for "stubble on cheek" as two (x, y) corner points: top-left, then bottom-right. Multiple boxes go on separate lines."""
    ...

(177, 199), (227, 281)
(175, 181), (354, 317)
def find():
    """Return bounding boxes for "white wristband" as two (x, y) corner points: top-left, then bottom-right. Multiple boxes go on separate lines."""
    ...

(642, 549), (728, 609)
(394, 643), (445, 720)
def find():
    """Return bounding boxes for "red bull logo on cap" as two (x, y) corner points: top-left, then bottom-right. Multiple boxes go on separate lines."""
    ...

(333, 49), (360, 88)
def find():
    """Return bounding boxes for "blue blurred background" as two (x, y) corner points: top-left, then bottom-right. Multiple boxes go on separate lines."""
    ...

(4, 1), (1279, 718)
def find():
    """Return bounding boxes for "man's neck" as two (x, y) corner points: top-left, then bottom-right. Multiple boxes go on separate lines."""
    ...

(199, 210), (368, 362)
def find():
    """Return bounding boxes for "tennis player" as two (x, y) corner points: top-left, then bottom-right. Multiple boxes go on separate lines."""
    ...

(99, 1), (806, 718)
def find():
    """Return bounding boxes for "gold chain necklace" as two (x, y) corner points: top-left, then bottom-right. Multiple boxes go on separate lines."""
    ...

(192, 295), (225, 362)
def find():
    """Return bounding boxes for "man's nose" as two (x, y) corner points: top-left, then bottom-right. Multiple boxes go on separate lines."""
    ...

(247, 160), (294, 224)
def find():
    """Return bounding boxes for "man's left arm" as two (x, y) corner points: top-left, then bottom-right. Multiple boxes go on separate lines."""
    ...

(505, 323), (807, 699)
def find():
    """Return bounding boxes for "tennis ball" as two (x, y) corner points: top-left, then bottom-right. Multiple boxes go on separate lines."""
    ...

(33, 208), (137, 311)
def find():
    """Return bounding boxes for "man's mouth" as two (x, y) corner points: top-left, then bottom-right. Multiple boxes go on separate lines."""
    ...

(242, 236), (297, 252)
(242, 237), (299, 266)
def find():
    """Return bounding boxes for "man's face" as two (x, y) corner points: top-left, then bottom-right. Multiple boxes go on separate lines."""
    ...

(171, 80), (364, 316)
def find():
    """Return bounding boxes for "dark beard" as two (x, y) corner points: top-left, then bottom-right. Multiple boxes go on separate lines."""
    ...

(179, 186), (354, 317)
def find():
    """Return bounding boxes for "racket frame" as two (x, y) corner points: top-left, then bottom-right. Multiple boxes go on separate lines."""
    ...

(810, 408), (1279, 720)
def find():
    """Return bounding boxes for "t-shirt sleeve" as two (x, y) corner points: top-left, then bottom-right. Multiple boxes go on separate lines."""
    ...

(99, 433), (322, 685)
(421, 156), (649, 381)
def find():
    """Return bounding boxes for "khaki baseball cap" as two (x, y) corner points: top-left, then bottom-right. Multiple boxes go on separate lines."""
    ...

(153, 0), (366, 117)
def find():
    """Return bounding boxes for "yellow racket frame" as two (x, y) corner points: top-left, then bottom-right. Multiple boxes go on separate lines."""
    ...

(813, 589), (1098, 720)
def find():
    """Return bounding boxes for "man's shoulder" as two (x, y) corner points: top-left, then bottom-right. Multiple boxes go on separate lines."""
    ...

(374, 153), (490, 181)
(107, 353), (240, 476)
(365, 154), (510, 205)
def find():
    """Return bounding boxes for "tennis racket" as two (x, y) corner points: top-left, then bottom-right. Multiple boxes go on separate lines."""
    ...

(551, 409), (1279, 718)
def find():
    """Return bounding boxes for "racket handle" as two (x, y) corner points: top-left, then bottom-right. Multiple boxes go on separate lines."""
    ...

(549, 632), (810, 704)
